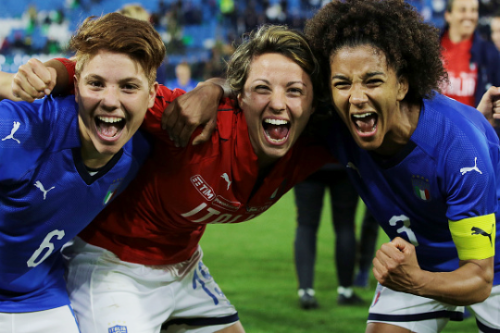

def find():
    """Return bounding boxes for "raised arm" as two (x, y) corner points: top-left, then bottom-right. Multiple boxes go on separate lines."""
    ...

(0, 58), (71, 102)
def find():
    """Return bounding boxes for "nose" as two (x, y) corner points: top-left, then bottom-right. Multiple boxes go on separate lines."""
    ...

(101, 86), (120, 110)
(349, 84), (367, 106)
(269, 89), (286, 113)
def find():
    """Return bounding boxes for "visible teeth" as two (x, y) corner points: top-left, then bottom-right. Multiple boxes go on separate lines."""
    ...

(98, 116), (123, 123)
(264, 119), (288, 125)
(268, 137), (287, 143)
(352, 113), (374, 119)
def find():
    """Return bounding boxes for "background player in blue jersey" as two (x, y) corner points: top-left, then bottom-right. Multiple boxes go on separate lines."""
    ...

(0, 13), (164, 333)
(305, 0), (500, 332)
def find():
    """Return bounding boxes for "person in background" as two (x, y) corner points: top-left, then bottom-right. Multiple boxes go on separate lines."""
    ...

(353, 210), (379, 288)
(440, 0), (500, 107)
(490, 10), (500, 52)
(118, 3), (150, 21)
(166, 62), (198, 91)
(294, 164), (364, 309)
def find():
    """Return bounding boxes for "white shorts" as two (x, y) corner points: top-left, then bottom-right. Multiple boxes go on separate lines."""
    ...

(63, 237), (239, 333)
(470, 285), (500, 333)
(368, 283), (500, 333)
(0, 305), (80, 333)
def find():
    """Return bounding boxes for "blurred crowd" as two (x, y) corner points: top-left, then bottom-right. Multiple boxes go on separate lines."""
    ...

(0, 0), (330, 84)
(3, 0), (500, 85)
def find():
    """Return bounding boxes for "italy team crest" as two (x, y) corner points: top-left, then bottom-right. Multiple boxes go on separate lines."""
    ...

(103, 181), (122, 205)
(411, 175), (431, 201)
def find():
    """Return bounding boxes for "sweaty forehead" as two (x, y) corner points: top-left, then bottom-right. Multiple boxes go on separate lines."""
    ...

(81, 51), (144, 77)
(330, 46), (388, 70)
(247, 53), (306, 80)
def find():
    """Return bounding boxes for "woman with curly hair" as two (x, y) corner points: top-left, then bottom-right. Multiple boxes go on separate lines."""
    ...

(305, 0), (500, 332)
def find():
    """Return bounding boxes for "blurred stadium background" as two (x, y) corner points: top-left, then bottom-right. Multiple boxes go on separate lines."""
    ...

(1, 0), (499, 83)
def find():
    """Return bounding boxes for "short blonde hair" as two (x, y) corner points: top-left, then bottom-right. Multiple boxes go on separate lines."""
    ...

(70, 12), (165, 86)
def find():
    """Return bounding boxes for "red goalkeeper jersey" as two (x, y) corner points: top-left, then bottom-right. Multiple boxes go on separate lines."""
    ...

(78, 85), (333, 265)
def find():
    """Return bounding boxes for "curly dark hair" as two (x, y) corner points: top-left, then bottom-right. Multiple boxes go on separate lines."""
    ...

(305, 0), (447, 104)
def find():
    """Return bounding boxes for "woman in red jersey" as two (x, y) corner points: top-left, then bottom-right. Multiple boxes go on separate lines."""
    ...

(4, 25), (332, 333)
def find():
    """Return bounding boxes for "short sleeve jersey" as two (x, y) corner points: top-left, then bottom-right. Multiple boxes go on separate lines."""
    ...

(328, 93), (500, 283)
(0, 96), (150, 312)
(79, 85), (333, 265)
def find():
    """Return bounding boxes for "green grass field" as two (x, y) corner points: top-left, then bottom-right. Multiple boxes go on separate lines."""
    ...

(200, 191), (478, 332)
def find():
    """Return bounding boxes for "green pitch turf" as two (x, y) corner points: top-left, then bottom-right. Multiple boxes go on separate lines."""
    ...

(200, 191), (478, 332)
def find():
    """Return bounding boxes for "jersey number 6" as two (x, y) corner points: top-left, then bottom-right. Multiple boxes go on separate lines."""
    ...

(27, 229), (66, 267)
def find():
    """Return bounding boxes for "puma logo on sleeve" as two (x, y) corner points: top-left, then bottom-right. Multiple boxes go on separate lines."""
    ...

(2, 121), (21, 144)
(460, 157), (482, 175)
(471, 225), (493, 246)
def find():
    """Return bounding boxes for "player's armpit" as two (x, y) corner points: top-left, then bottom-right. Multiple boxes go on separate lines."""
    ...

(449, 214), (496, 260)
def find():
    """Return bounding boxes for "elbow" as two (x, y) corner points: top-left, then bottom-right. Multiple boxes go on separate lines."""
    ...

(472, 280), (493, 304)
(457, 276), (493, 306)
(456, 257), (495, 305)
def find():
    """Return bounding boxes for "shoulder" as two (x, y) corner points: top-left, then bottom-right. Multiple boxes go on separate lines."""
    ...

(152, 85), (186, 113)
(0, 96), (78, 143)
(121, 130), (152, 166)
(421, 94), (493, 138)
(215, 97), (240, 139)
(417, 94), (498, 163)
(0, 96), (79, 180)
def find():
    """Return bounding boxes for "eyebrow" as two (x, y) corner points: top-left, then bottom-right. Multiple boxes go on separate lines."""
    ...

(253, 79), (307, 87)
(84, 74), (143, 85)
(331, 72), (385, 80)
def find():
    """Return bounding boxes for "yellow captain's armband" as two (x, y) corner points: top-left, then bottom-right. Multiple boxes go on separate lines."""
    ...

(449, 214), (496, 260)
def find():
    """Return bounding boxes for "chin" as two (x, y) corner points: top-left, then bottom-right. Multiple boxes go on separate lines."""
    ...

(266, 147), (289, 160)
(94, 140), (123, 157)
(353, 137), (379, 151)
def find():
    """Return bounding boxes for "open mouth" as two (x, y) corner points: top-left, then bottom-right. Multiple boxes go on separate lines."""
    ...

(352, 112), (377, 135)
(95, 116), (126, 139)
(262, 118), (290, 144)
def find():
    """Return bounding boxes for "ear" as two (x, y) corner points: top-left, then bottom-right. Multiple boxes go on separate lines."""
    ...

(444, 11), (451, 25)
(148, 82), (159, 109)
(397, 75), (409, 101)
(237, 92), (242, 106)
(73, 75), (79, 103)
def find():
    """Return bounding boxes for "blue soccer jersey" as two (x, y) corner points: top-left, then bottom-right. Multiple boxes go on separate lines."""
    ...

(0, 95), (150, 312)
(328, 93), (500, 284)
